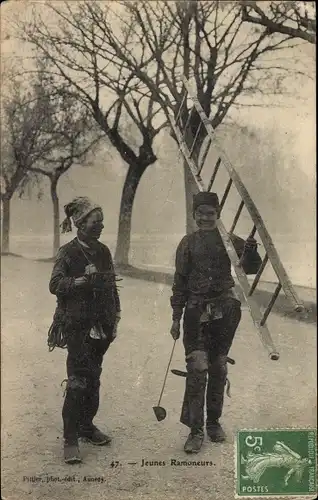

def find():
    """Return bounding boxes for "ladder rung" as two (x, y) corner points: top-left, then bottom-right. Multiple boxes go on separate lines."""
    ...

(248, 253), (269, 296)
(175, 91), (187, 125)
(220, 179), (233, 210)
(260, 283), (282, 326)
(198, 138), (211, 175)
(189, 122), (203, 157)
(249, 225), (257, 238)
(207, 157), (221, 192)
(229, 200), (244, 233)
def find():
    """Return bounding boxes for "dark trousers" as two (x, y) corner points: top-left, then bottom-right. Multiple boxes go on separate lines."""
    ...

(62, 330), (112, 443)
(180, 297), (241, 430)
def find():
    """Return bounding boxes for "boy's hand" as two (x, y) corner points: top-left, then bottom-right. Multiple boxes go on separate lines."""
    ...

(170, 320), (181, 340)
(74, 276), (89, 287)
(244, 236), (258, 252)
(85, 264), (98, 275)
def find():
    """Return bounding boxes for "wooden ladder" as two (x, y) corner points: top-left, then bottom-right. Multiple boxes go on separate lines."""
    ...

(167, 76), (305, 361)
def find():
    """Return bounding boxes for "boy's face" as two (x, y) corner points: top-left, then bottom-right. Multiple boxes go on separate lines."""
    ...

(79, 209), (104, 240)
(194, 204), (219, 230)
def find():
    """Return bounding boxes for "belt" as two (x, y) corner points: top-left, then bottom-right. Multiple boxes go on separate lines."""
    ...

(201, 301), (223, 322)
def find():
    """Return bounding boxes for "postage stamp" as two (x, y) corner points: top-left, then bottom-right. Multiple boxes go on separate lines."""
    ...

(235, 429), (317, 497)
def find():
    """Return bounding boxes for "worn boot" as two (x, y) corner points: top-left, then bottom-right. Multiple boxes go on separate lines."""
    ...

(184, 428), (204, 454)
(64, 439), (82, 464)
(79, 424), (112, 446)
(78, 377), (112, 445)
(206, 420), (226, 442)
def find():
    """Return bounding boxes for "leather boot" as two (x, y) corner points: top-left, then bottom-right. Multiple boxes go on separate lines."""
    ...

(206, 420), (226, 442)
(64, 439), (82, 464)
(184, 428), (204, 454)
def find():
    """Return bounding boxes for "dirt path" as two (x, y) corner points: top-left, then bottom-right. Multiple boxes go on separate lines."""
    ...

(1, 257), (316, 500)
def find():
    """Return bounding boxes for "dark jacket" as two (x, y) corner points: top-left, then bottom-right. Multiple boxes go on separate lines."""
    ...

(170, 229), (262, 321)
(49, 238), (120, 331)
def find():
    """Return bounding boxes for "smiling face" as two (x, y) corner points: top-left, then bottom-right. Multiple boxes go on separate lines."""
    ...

(194, 204), (219, 231)
(78, 209), (104, 241)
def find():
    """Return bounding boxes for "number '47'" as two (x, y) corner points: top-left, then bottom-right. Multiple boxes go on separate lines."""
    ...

(110, 461), (119, 468)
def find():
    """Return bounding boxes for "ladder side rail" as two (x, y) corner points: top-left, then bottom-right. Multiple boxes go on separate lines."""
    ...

(183, 78), (304, 313)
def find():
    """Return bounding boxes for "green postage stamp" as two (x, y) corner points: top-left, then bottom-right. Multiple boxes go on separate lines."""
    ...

(236, 429), (317, 497)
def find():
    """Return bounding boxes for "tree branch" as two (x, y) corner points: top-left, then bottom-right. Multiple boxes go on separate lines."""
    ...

(240, 1), (316, 44)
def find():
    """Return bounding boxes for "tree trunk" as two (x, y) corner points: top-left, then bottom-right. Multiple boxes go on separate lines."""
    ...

(114, 162), (149, 267)
(1, 196), (11, 254)
(50, 176), (60, 257)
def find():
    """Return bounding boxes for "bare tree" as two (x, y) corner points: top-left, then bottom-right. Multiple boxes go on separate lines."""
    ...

(1, 74), (53, 254)
(1, 63), (102, 257)
(20, 0), (310, 240)
(26, 69), (103, 256)
(240, 1), (316, 44)
(0, 142), (41, 255)
(18, 2), (170, 266)
(77, 0), (308, 232)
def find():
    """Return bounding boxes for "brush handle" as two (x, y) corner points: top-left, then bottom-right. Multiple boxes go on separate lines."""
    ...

(157, 340), (177, 406)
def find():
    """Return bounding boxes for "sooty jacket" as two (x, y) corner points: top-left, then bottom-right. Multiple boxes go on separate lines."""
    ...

(170, 229), (262, 321)
(49, 238), (120, 331)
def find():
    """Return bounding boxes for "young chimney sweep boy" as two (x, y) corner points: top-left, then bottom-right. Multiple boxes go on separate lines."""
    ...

(48, 197), (121, 464)
(170, 192), (262, 454)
